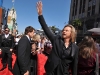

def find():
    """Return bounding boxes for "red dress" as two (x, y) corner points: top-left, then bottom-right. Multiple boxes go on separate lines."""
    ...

(37, 53), (48, 75)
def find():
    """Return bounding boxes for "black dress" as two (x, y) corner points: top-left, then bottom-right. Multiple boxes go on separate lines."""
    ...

(30, 54), (37, 75)
(38, 15), (79, 75)
(30, 40), (38, 75)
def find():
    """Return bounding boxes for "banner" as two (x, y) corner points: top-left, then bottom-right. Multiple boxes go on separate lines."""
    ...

(0, 8), (2, 26)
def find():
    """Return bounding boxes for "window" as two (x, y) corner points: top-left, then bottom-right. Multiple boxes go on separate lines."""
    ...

(99, 3), (100, 13)
(82, 0), (86, 13)
(79, 0), (82, 14)
(92, 5), (95, 15)
(73, 16), (75, 20)
(88, 2), (92, 7)
(72, 0), (75, 16)
(75, 0), (78, 15)
(87, 6), (91, 17)
(87, 11), (91, 17)
(78, 14), (82, 18)
(88, 0), (92, 7)
(82, 13), (85, 18)
(92, 0), (96, 5)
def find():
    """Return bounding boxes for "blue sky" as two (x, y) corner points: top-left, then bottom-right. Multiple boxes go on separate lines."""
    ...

(3, 0), (71, 33)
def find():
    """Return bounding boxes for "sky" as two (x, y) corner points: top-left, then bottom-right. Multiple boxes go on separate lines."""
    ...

(3, 0), (71, 33)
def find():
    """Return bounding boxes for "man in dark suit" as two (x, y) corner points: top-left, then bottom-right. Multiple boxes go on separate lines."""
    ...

(0, 28), (15, 72)
(13, 26), (35, 75)
(36, 1), (79, 75)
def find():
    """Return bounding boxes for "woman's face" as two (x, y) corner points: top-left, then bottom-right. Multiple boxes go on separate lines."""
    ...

(62, 27), (71, 39)
(38, 39), (41, 42)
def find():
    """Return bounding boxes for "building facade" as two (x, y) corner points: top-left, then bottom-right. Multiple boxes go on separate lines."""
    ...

(69, 0), (100, 32)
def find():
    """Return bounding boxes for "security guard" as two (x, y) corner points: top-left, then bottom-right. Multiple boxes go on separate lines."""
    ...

(0, 28), (15, 72)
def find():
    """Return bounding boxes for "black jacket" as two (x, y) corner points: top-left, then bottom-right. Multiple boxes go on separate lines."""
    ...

(0, 34), (15, 49)
(13, 35), (31, 75)
(38, 15), (79, 75)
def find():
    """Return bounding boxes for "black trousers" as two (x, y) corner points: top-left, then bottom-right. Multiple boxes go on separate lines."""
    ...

(1, 47), (12, 69)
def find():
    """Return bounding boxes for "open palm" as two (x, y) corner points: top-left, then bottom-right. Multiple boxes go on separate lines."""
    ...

(37, 1), (43, 15)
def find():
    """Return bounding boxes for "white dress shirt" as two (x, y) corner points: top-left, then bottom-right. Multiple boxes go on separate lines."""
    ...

(26, 35), (31, 42)
(5, 34), (9, 38)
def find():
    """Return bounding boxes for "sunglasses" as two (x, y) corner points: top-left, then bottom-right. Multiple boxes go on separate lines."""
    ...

(5, 30), (9, 31)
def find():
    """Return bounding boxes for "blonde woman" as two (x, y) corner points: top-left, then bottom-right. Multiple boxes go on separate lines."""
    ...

(30, 34), (41, 75)
(32, 34), (42, 54)
(36, 1), (79, 75)
(78, 36), (100, 75)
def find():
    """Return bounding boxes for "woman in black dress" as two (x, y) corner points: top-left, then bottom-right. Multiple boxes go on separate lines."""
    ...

(36, 1), (79, 75)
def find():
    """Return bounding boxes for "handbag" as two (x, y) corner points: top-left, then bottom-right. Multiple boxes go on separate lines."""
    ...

(94, 53), (99, 75)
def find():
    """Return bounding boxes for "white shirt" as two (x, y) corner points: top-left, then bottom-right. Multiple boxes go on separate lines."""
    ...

(26, 35), (31, 42)
(5, 34), (9, 38)
(15, 38), (20, 45)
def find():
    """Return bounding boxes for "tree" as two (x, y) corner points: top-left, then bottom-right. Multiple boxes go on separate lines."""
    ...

(72, 19), (82, 31)
(50, 25), (57, 33)
(12, 18), (16, 35)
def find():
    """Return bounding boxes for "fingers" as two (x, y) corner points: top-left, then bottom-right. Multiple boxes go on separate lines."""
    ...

(36, 1), (43, 15)
(37, 1), (42, 7)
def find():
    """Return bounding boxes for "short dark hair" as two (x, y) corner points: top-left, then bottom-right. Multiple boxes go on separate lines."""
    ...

(5, 28), (10, 31)
(24, 26), (35, 35)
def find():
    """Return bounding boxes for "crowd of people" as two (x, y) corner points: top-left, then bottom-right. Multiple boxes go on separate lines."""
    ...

(0, 1), (100, 75)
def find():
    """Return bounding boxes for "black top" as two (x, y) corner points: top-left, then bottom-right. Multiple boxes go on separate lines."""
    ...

(13, 36), (33, 75)
(0, 34), (15, 49)
(38, 15), (79, 75)
(17, 36), (31, 75)
(62, 42), (72, 59)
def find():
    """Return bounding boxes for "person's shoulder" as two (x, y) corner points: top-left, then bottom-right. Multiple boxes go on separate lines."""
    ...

(18, 36), (27, 44)
(9, 34), (14, 37)
(55, 35), (62, 39)
(20, 35), (27, 40)
(72, 43), (79, 50)
(1, 34), (4, 36)
(9, 34), (13, 36)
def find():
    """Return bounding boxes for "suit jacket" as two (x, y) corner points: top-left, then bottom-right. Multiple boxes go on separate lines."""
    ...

(0, 34), (15, 49)
(38, 15), (79, 75)
(13, 35), (31, 75)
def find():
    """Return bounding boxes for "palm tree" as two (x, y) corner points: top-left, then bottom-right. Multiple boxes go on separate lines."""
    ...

(50, 25), (57, 33)
(72, 19), (82, 31)
(12, 18), (16, 35)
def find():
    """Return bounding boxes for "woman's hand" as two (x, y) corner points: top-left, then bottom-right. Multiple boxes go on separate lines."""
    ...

(36, 48), (42, 54)
(31, 49), (36, 55)
(37, 1), (43, 15)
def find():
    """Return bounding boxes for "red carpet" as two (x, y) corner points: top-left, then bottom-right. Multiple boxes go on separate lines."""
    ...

(37, 54), (48, 75)
(0, 52), (16, 75)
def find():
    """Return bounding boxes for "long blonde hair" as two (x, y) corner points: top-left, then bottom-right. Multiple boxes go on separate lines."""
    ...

(63, 24), (76, 43)
(78, 36), (97, 59)
(32, 34), (41, 42)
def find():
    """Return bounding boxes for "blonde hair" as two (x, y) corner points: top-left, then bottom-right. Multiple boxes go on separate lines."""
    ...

(63, 24), (76, 43)
(32, 34), (41, 41)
